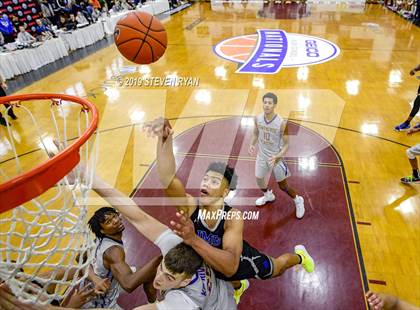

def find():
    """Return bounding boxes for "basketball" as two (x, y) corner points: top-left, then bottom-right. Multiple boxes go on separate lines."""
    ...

(114, 12), (167, 64)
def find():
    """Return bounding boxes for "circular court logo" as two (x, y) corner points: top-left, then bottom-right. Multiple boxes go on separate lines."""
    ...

(214, 29), (340, 74)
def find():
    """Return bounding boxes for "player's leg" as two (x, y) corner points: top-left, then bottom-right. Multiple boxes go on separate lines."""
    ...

(231, 280), (249, 304)
(223, 241), (315, 281)
(395, 86), (420, 131)
(277, 179), (297, 198)
(273, 160), (305, 218)
(401, 144), (420, 184)
(270, 245), (315, 278)
(255, 156), (275, 206)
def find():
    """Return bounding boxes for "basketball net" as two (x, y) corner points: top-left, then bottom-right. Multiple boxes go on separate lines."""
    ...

(0, 95), (98, 305)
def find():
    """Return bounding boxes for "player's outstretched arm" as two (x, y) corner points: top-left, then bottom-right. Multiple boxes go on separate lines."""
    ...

(91, 175), (168, 243)
(145, 117), (196, 216)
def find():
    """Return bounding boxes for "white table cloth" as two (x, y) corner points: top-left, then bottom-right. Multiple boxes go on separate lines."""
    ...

(152, 0), (170, 15)
(0, 4), (171, 81)
(137, 3), (155, 15)
(0, 38), (68, 80)
(58, 22), (105, 51)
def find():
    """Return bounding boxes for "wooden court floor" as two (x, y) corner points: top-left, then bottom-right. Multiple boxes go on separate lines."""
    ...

(1, 1), (419, 307)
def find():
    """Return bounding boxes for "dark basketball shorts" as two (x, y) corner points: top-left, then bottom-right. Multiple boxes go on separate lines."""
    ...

(216, 240), (274, 281)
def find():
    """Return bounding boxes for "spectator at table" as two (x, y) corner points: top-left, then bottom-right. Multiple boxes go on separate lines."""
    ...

(35, 19), (53, 41)
(16, 25), (36, 45)
(10, 15), (20, 32)
(91, 7), (101, 21)
(57, 15), (67, 29)
(69, 0), (82, 14)
(57, 0), (71, 14)
(48, 0), (62, 23)
(89, 0), (101, 9)
(121, 0), (134, 10)
(76, 11), (89, 24)
(39, 0), (55, 24)
(111, 0), (123, 12)
(103, 0), (112, 10)
(79, 1), (94, 23)
(101, 6), (110, 17)
(66, 13), (78, 30)
(0, 14), (15, 44)
(39, 12), (53, 27)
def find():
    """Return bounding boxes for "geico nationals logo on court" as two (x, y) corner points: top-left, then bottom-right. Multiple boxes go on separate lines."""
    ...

(213, 29), (340, 74)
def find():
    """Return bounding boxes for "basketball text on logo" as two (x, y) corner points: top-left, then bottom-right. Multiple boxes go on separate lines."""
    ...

(214, 29), (340, 74)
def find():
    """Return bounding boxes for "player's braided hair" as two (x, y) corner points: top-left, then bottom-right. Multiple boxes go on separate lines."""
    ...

(88, 207), (119, 239)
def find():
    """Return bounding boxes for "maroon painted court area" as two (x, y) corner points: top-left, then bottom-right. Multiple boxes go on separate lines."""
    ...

(118, 117), (367, 309)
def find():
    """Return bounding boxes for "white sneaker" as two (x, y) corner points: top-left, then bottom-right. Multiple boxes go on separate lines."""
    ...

(255, 189), (275, 206)
(294, 195), (305, 218)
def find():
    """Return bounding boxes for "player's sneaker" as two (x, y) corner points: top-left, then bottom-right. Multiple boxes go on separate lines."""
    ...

(255, 189), (275, 206)
(394, 122), (410, 131)
(233, 280), (249, 304)
(401, 175), (420, 184)
(295, 245), (315, 273)
(294, 195), (305, 219)
(413, 122), (420, 129)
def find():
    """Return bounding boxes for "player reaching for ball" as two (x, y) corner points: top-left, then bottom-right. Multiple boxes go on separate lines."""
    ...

(248, 92), (305, 218)
(89, 174), (237, 310)
(145, 117), (315, 305)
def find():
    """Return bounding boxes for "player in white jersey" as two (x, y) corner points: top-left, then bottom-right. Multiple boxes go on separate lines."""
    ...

(89, 174), (236, 310)
(249, 92), (305, 218)
(83, 207), (160, 309)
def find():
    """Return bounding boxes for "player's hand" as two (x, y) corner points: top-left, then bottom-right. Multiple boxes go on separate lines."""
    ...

(268, 155), (278, 167)
(61, 283), (96, 308)
(0, 283), (43, 309)
(92, 278), (110, 295)
(170, 210), (197, 246)
(2, 82), (7, 89)
(248, 144), (256, 155)
(365, 291), (384, 310)
(143, 117), (173, 141)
